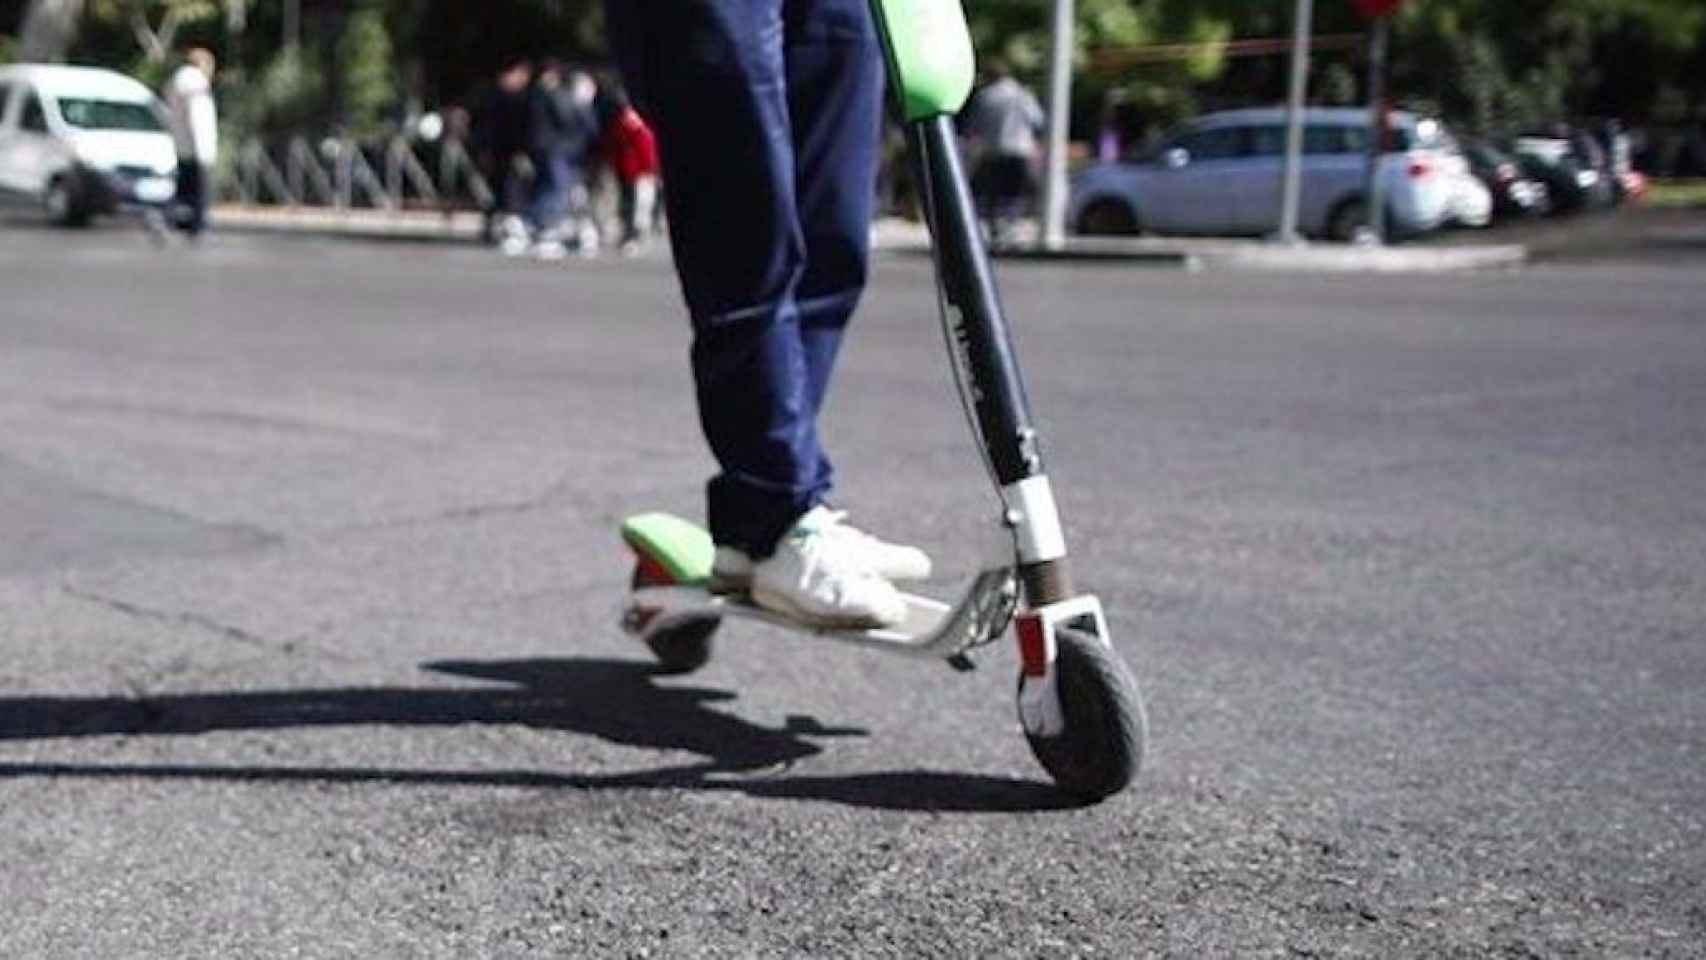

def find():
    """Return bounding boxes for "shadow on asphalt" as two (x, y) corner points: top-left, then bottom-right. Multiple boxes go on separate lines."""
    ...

(0, 657), (1072, 813)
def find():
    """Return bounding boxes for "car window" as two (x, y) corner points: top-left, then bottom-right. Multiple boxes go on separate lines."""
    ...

(21, 92), (49, 133)
(1245, 124), (1370, 157)
(1178, 126), (1247, 162)
(57, 97), (165, 132)
(0, 83), (13, 125)
(1249, 126), (1286, 157)
(1304, 125), (1367, 155)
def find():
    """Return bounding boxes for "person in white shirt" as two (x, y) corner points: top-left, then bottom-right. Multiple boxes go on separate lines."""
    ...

(163, 48), (218, 236)
(961, 60), (1045, 245)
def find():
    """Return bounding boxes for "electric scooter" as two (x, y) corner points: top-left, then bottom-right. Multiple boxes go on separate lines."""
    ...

(619, 0), (1147, 802)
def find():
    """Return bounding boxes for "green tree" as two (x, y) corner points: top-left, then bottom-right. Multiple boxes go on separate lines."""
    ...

(85, 0), (246, 63)
(336, 6), (395, 136)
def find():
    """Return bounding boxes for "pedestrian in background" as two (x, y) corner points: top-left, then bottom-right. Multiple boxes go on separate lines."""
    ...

(961, 59), (1044, 246)
(597, 82), (661, 256)
(525, 59), (601, 259)
(163, 47), (218, 238)
(472, 56), (533, 250)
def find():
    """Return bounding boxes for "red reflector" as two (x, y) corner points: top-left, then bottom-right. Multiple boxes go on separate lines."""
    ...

(634, 553), (677, 586)
(1016, 614), (1050, 677)
(1407, 160), (1431, 178)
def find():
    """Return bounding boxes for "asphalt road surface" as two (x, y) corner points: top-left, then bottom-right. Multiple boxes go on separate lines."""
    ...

(2, 218), (1703, 957)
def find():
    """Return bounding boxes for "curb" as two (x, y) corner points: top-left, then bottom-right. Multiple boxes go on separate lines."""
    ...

(1192, 242), (1528, 273)
(209, 207), (483, 245)
(209, 206), (1528, 272)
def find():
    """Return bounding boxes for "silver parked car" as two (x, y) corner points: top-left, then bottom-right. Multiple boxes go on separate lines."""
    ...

(1069, 107), (1458, 242)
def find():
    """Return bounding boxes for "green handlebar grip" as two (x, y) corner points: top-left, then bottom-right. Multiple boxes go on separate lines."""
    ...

(871, 0), (976, 121)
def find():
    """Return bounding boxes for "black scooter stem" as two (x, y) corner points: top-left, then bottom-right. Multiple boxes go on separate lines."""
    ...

(907, 115), (1074, 605)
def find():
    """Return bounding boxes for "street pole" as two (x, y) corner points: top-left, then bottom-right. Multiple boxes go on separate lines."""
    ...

(1359, 15), (1390, 244)
(1038, 0), (1075, 251)
(1274, 0), (1314, 245)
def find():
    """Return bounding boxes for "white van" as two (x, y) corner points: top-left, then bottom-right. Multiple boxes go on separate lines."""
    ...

(0, 64), (178, 226)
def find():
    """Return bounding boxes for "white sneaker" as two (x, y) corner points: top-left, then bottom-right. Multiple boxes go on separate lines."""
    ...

(498, 216), (531, 257)
(817, 508), (932, 581)
(710, 507), (931, 588)
(576, 222), (601, 258)
(742, 507), (908, 629)
(531, 238), (568, 261)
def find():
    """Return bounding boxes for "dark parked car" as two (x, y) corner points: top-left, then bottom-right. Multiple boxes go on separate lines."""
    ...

(1508, 131), (1616, 215)
(1460, 138), (1550, 219)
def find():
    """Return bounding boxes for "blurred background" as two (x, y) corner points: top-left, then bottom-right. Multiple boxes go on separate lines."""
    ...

(2, 0), (1705, 240)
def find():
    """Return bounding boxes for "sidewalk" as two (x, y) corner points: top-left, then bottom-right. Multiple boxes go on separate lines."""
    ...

(877, 218), (1528, 272)
(211, 205), (485, 243)
(212, 204), (1528, 272)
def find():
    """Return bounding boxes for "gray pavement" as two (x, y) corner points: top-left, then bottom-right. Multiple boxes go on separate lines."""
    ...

(2, 218), (1704, 956)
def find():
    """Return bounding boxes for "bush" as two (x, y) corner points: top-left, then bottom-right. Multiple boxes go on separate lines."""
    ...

(336, 7), (395, 138)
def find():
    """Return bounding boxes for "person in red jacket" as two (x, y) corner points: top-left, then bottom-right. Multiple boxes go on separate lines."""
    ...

(599, 84), (661, 256)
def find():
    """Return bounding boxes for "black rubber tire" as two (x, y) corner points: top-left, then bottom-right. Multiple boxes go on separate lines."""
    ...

(44, 177), (87, 227)
(1076, 198), (1141, 236)
(1022, 626), (1148, 803)
(643, 617), (718, 674)
(1326, 196), (1367, 244)
(628, 568), (718, 674)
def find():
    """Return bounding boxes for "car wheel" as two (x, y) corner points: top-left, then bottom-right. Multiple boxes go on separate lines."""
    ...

(43, 177), (91, 227)
(1076, 198), (1141, 236)
(1326, 197), (1368, 244)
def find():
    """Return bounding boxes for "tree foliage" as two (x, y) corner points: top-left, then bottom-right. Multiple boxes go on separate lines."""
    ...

(13, 0), (1706, 139)
(335, 5), (393, 136)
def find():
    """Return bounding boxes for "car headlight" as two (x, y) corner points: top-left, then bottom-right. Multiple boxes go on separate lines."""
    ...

(1575, 169), (1599, 187)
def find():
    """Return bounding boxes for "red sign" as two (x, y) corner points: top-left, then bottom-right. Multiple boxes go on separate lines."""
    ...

(1352, 0), (1404, 17)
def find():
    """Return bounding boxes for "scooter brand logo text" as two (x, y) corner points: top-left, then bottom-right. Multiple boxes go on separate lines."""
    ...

(945, 304), (984, 402)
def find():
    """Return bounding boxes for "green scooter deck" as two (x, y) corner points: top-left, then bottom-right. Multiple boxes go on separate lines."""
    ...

(621, 512), (713, 587)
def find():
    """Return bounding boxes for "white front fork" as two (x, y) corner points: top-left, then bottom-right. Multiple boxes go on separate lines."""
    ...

(1014, 594), (1109, 738)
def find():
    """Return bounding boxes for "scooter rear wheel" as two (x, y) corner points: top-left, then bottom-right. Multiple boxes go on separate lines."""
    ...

(1022, 626), (1148, 802)
(643, 617), (719, 674)
(628, 568), (719, 674)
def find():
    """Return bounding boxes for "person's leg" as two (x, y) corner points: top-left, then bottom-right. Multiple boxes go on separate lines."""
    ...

(605, 0), (819, 559)
(783, 0), (885, 493)
(527, 149), (566, 237)
(565, 166), (599, 255)
(176, 162), (210, 236)
(633, 175), (658, 239)
(618, 176), (638, 245)
(172, 159), (197, 233)
(196, 162), (214, 234)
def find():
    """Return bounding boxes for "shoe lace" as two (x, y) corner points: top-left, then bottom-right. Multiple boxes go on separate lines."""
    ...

(788, 513), (881, 586)
(812, 508), (878, 546)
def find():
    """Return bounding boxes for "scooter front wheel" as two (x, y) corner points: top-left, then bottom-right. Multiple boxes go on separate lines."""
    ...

(1022, 626), (1148, 802)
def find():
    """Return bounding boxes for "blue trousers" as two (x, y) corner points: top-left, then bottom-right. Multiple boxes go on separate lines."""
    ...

(605, 0), (884, 558)
(526, 150), (580, 234)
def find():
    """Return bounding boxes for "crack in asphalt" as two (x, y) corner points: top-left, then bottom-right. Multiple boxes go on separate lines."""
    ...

(60, 584), (271, 650)
(44, 395), (438, 443)
(319, 470), (592, 539)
